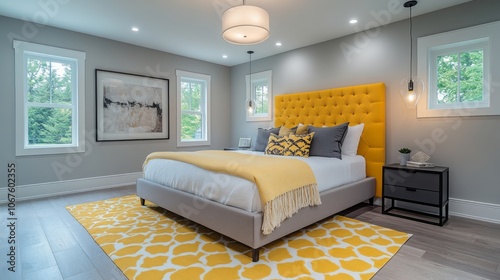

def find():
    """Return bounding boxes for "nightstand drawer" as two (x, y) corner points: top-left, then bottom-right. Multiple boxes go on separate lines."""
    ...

(384, 169), (440, 191)
(384, 185), (440, 205)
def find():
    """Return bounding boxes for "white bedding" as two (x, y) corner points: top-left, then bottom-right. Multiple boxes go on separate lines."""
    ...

(143, 150), (366, 213)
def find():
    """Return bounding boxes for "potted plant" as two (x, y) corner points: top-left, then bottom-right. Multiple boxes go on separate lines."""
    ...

(398, 148), (411, 166)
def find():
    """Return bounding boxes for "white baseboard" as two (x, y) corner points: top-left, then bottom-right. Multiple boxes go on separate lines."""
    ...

(377, 197), (500, 225)
(0, 172), (143, 204)
(449, 198), (500, 224)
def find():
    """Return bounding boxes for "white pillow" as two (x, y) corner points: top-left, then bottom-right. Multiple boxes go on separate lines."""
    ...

(342, 123), (364, 156)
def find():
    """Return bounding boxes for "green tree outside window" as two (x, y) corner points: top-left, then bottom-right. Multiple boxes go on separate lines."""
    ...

(26, 57), (73, 145)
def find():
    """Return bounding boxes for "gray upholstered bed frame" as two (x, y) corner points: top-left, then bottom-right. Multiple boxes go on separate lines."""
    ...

(137, 82), (385, 262)
(137, 177), (374, 261)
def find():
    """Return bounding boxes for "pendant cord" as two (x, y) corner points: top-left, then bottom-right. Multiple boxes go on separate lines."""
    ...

(249, 52), (252, 79)
(409, 5), (413, 80)
(248, 50), (253, 106)
(249, 52), (252, 96)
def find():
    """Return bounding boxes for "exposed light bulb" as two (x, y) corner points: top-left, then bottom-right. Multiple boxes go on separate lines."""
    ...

(247, 99), (254, 114)
(407, 91), (416, 102)
(399, 77), (423, 108)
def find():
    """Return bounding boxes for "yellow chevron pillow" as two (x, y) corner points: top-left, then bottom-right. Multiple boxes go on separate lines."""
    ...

(265, 133), (315, 157)
(283, 132), (315, 157)
(265, 134), (288, 155)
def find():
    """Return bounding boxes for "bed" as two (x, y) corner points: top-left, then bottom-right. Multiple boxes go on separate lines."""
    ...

(137, 82), (385, 262)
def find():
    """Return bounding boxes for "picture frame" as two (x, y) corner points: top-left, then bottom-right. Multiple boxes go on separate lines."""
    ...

(95, 69), (169, 141)
(238, 137), (252, 148)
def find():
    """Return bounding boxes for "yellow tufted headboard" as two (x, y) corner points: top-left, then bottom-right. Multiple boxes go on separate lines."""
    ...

(274, 83), (385, 197)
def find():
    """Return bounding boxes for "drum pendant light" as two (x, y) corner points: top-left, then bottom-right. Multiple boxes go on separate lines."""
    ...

(222, 1), (270, 45)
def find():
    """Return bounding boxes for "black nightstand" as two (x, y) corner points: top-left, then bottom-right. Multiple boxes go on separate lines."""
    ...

(382, 163), (449, 226)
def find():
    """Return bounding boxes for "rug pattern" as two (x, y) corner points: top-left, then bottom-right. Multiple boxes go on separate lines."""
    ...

(66, 195), (411, 280)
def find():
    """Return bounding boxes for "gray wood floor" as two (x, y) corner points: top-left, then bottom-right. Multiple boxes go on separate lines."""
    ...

(1, 185), (499, 280)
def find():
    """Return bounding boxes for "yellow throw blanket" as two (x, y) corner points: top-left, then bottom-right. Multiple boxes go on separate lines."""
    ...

(143, 150), (321, 234)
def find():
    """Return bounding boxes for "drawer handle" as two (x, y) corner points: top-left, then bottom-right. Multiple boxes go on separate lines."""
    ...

(405, 187), (417, 192)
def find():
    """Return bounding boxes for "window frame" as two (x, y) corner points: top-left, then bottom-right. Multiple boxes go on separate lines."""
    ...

(428, 38), (489, 110)
(246, 70), (272, 122)
(176, 70), (211, 147)
(14, 40), (86, 156)
(417, 21), (500, 118)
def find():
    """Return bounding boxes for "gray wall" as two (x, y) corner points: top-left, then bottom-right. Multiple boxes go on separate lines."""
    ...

(0, 16), (231, 186)
(230, 0), (500, 204)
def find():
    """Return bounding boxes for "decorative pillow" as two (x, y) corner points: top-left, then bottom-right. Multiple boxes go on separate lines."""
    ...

(309, 122), (349, 159)
(264, 133), (288, 155)
(296, 124), (309, 135)
(278, 126), (296, 136)
(255, 127), (280, 151)
(283, 132), (315, 157)
(342, 123), (365, 156)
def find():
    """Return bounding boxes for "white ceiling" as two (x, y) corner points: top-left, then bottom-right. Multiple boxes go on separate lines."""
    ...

(0, 0), (471, 66)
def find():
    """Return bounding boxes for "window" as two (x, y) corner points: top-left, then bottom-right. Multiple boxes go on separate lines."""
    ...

(417, 21), (500, 118)
(14, 41), (86, 156)
(429, 39), (489, 110)
(246, 70), (272, 121)
(176, 70), (210, 146)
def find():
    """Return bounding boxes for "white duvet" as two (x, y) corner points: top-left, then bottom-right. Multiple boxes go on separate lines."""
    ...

(143, 150), (366, 213)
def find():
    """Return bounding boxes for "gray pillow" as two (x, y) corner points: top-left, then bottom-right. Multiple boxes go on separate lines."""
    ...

(254, 127), (280, 152)
(309, 123), (349, 159)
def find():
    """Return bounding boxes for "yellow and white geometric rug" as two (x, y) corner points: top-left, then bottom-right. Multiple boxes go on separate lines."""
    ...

(67, 195), (411, 280)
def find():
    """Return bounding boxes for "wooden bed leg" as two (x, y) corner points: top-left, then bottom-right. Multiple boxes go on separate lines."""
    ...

(140, 198), (145, 206)
(369, 197), (374, 206)
(251, 248), (260, 262)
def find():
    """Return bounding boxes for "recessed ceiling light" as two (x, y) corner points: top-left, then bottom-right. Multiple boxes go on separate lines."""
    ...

(222, 55), (228, 59)
(131, 27), (139, 32)
(349, 19), (358, 24)
(275, 42), (282, 46)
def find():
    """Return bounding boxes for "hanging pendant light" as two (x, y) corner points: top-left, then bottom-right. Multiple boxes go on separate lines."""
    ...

(399, 0), (424, 108)
(222, 1), (270, 45)
(246, 51), (255, 114)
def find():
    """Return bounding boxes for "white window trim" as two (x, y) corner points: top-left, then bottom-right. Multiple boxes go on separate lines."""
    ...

(176, 70), (211, 147)
(13, 40), (86, 156)
(246, 70), (272, 122)
(417, 21), (500, 118)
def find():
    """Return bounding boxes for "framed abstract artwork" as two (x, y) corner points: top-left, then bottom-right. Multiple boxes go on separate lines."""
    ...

(95, 69), (169, 141)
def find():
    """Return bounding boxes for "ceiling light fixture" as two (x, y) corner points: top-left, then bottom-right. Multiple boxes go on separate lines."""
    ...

(245, 51), (254, 113)
(222, 1), (270, 45)
(349, 19), (358, 24)
(399, 0), (424, 108)
(275, 42), (282, 46)
(131, 27), (139, 32)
